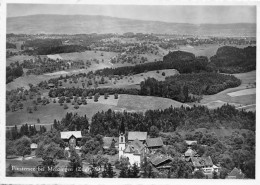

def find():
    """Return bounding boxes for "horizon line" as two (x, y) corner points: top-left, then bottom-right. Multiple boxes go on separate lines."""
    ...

(7, 13), (256, 25)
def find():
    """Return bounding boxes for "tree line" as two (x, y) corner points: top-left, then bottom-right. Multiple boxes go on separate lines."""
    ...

(140, 73), (241, 102)
(90, 104), (255, 137)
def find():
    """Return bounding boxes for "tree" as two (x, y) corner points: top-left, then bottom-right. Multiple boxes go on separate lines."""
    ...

(107, 163), (116, 178)
(102, 163), (108, 178)
(162, 72), (165, 76)
(65, 149), (86, 177)
(114, 93), (118, 99)
(89, 166), (99, 178)
(119, 166), (128, 178)
(104, 93), (109, 99)
(219, 167), (229, 179)
(64, 103), (68, 109)
(94, 93), (99, 102)
(149, 126), (159, 138)
(131, 163), (140, 178)
(212, 170), (218, 179)
(170, 157), (193, 178)
(243, 159), (255, 178)
(193, 170), (205, 179)
(15, 136), (31, 158)
(37, 156), (60, 177)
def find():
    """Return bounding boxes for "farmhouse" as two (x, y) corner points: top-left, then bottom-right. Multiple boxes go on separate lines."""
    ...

(145, 137), (164, 152)
(226, 167), (245, 179)
(60, 131), (82, 149)
(150, 155), (172, 170)
(190, 156), (218, 174)
(30, 143), (38, 156)
(185, 140), (197, 147)
(128, 131), (147, 143)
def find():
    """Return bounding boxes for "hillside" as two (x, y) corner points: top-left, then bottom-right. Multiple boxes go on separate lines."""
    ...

(7, 14), (256, 36)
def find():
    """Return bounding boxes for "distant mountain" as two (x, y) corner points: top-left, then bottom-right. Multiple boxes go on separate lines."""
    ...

(7, 14), (256, 36)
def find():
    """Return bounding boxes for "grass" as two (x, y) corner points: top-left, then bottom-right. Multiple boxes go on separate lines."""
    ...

(116, 94), (189, 112)
(6, 93), (188, 129)
(199, 70), (256, 111)
(227, 88), (256, 97)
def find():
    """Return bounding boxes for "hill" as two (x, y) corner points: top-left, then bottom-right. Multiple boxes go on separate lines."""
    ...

(7, 14), (256, 36)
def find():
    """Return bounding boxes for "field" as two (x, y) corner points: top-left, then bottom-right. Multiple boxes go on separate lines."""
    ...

(173, 44), (254, 58)
(6, 55), (35, 66)
(199, 70), (256, 111)
(6, 93), (188, 130)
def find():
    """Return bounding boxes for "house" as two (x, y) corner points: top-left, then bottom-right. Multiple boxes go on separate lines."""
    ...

(30, 143), (38, 150)
(184, 147), (197, 160)
(145, 137), (164, 151)
(226, 167), (245, 179)
(102, 137), (119, 150)
(60, 131), (82, 149)
(185, 140), (197, 147)
(128, 132), (147, 143)
(150, 155), (172, 170)
(190, 156), (215, 174)
(48, 83), (55, 89)
(30, 143), (38, 156)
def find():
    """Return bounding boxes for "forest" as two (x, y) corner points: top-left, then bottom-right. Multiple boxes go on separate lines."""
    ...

(23, 45), (91, 55)
(210, 46), (256, 73)
(6, 62), (24, 83)
(140, 73), (241, 102)
(95, 51), (210, 76)
(90, 104), (255, 136)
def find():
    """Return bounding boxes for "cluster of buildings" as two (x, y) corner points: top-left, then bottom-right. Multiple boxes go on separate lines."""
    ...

(56, 130), (244, 179)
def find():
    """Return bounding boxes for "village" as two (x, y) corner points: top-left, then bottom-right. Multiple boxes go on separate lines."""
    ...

(21, 124), (244, 179)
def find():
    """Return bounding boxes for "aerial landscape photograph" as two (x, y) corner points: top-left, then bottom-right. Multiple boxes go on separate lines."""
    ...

(4, 2), (257, 181)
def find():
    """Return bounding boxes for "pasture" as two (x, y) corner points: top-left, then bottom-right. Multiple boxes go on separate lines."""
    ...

(200, 71), (256, 111)
(6, 93), (188, 129)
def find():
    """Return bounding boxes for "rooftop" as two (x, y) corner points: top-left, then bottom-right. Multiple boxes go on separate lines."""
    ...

(191, 156), (213, 167)
(128, 131), (147, 141)
(60, 131), (82, 139)
(146, 137), (164, 148)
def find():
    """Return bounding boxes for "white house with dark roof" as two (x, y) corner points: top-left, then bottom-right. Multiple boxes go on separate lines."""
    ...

(60, 131), (82, 151)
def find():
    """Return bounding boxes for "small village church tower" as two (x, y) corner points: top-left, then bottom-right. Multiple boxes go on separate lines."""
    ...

(119, 118), (126, 159)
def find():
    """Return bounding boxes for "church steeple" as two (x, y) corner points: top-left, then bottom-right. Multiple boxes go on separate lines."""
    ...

(119, 117), (125, 134)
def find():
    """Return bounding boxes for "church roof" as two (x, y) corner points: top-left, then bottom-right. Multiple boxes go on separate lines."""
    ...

(131, 139), (145, 151)
(60, 131), (82, 139)
(191, 156), (213, 168)
(146, 137), (164, 148)
(128, 131), (147, 141)
(124, 145), (135, 153)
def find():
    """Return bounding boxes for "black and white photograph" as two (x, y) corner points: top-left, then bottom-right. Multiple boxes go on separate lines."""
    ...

(1, 0), (258, 183)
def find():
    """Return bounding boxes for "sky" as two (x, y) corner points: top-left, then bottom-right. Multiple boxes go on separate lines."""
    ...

(7, 4), (256, 24)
